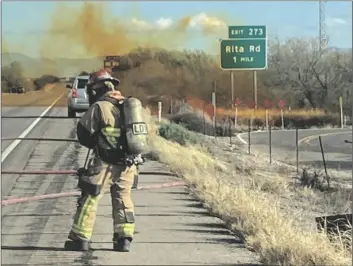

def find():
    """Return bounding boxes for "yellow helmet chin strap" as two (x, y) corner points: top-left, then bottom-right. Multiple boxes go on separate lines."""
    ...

(104, 81), (115, 91)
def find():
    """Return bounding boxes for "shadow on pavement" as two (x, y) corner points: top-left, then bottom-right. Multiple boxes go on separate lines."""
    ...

(177, 210), (212, 216)
(135, 213), (197, 217)
(2, 213), (71, 217)
(184, 222), (228, 229)
(162, 191), (190, 195)
(172, 228), (234, 236)
(1, 245), (66, 252)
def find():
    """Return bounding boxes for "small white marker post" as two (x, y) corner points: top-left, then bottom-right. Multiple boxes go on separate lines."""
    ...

(265, 109), (269, 131)
(158, 101), (162, 123)
(212, 92), (216, 129)
(280, 109), (284, 130)
(339, 96), (344, 128)
(234, 106), (238, 127)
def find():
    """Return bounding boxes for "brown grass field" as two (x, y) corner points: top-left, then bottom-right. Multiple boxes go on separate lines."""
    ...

(1, 83), (68, 107)
(144, 109), (352, 266)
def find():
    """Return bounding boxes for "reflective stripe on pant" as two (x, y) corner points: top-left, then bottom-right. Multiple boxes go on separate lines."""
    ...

(111, 165), (136, 239)
(70, 164), (136, 240)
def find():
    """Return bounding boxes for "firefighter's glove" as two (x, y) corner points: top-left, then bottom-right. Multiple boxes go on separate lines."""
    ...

(135, 154), (145, 165)
(125, 154), (145, 167)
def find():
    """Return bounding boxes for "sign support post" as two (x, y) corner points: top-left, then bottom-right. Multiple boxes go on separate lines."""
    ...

(221, 25), (267, 124)
(253, 70), (258, 109)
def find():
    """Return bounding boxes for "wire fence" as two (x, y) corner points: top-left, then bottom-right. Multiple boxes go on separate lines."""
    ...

(160, 99), (352, 181)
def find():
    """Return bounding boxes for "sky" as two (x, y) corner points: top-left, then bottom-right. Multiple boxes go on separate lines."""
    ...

(2, 1), (352, 58)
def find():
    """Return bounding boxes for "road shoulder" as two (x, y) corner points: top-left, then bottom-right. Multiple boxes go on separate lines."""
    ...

(2, 160), (261, 265)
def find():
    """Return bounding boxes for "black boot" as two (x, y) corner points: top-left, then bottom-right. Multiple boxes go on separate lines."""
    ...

(113, 234), (132, 252)
(64, 232), (91, 251)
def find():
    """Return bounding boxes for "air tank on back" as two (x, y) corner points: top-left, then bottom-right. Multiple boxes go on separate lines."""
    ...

(122, 97), (148, 155)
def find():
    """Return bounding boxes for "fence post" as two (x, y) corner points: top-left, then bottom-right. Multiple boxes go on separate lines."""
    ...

(229, 116), (232, 144)
(248, 119), (251, 154)
(319, 136), (329, 183)
(269, 125), (272, 163)
(295, 127), (299, 173)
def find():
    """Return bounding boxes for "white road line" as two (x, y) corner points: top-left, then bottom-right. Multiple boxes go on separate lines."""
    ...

(1, 93), (64, 163)
(236, 128), (350, 146)
(236, 133), (248, 144)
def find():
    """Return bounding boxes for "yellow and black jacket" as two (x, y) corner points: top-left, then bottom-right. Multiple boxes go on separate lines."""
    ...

(76, 92), (127, 165)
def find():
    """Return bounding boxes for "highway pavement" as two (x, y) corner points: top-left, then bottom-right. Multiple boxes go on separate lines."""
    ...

(236, 128), (352, 180)
(2, 106), (51, 152)
(1, 105), (261, 265)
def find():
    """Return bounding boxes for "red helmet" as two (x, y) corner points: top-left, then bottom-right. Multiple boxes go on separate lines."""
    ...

(87, 69), (120, 87)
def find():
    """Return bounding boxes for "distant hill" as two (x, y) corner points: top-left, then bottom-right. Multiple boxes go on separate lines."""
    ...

(2, 52), (103, 78)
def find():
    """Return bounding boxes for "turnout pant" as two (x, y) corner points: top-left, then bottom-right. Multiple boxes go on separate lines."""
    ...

(69, 163), (137, 241)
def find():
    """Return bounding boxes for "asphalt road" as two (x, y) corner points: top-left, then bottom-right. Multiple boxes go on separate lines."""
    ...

(237, 128), (352, 177)
(2, 106), (50, 152)
(1, 106), (260, 265)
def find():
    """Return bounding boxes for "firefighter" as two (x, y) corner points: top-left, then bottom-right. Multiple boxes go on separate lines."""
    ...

(64, 69), (143, 252)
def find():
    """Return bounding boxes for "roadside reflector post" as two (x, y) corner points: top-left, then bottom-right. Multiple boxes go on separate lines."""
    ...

(235, 106), (238, 127)
(280, 109), (284, 129)
(158, 101), (162, 123)
(202, 105), (206, 135)
(278, 100), (285, 129)
(212, 89), (216, 138)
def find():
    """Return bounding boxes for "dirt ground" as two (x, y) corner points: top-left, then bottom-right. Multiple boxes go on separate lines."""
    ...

(1, 83), (68, 107)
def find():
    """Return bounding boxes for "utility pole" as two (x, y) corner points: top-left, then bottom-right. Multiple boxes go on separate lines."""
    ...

(351, 2), (353, 204)
(319, 1), (328, 55)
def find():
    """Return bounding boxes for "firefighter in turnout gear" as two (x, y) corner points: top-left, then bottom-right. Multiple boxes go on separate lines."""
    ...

(64, 69), (145, 252)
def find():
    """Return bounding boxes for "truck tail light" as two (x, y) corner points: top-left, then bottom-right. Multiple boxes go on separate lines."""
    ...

(72, 88), (78, 98)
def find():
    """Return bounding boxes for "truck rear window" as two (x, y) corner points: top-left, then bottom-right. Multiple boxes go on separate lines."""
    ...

(77, 79), (88, 89)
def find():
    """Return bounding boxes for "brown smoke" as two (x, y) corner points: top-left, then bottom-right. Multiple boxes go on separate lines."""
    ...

(39, 2), (230, 59)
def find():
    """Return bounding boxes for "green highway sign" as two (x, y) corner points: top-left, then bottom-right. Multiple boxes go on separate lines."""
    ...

(220, 39), (267, 70)
(220, 25), (267, 70)
(228, 25), (267, 39)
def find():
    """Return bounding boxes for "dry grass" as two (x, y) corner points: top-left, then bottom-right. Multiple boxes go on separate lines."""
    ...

(223, 108), (326, 120)
(143, 109), (351, 266)
(2, 83), (67, 107)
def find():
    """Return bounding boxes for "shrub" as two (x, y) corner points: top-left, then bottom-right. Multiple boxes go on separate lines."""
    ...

(169, 112), (215, 136)
(33, 75), (60, 90)
(158, 123), (204, 146)
(273, 114), (339, 129)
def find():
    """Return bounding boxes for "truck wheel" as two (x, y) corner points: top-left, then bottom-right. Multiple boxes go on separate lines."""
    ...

(68, 108), (76, 118)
